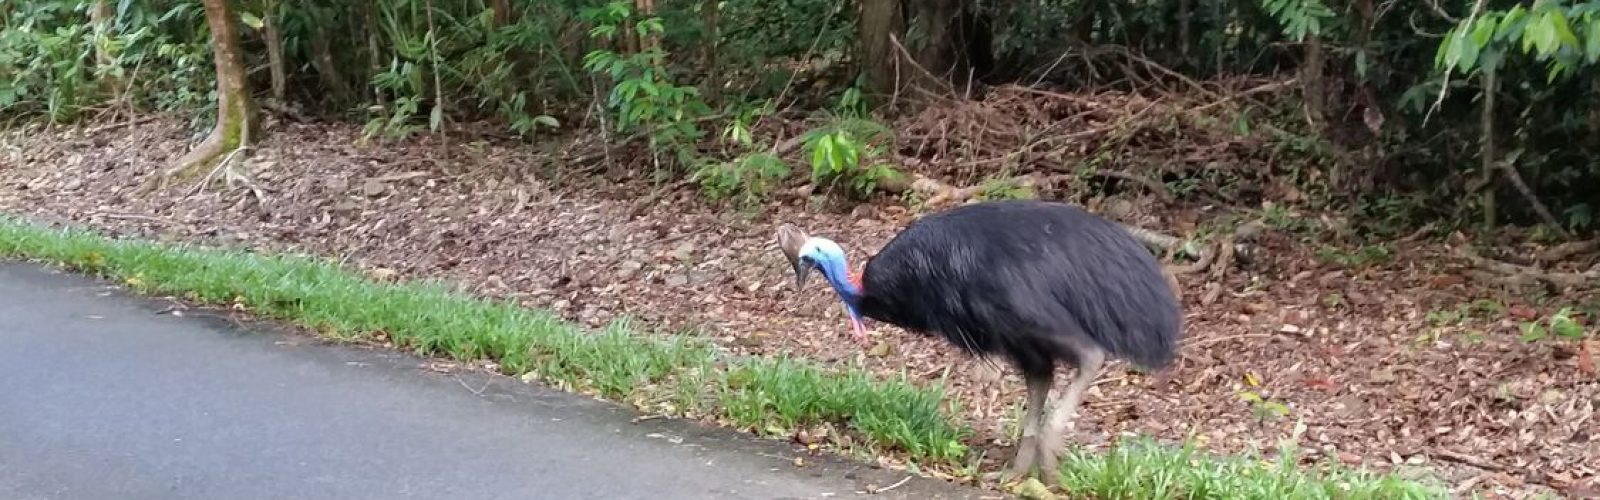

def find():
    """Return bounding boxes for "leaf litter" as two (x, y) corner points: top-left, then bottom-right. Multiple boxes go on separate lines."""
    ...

(1, 117), (1596, 498)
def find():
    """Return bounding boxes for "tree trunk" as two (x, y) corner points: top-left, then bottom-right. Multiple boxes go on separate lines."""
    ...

(263, 0), (287, 102)
(704, 0), (723, 98)
(309, 22), (353, 104)
(1300, 34), (1326, 133)
(89, 0), (115, 67)
(1480, 69), (1497, 230)
(170, 0), (259, 179)
(1177, 0), (1191, 66)
(636, 0), (659, 55)
(491, 0), (514, 26)
(89, 0), (120, 94)
(362, 0), (385, 106)
(858, 0), (906, 99)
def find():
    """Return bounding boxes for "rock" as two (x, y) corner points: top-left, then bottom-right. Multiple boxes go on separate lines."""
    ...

(616, 260), (644, 280)
(664, 274), (689, 287)
(362, 179), (386, 197)
(673, 242), (694, 262)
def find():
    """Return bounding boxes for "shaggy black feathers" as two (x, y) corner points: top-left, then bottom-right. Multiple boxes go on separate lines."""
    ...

(855, 200), (1182, 378)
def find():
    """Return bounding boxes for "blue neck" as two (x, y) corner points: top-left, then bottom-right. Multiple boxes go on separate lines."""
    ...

(817, 257), (862, 306)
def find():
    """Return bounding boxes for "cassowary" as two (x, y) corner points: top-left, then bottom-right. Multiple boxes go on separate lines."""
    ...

(776, 199), (1182, 484)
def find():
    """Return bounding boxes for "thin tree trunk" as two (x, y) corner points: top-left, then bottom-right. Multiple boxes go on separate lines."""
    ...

(309, 22), (353, 104)
(1480, 69), (1497, 230)
(702, 0), (719, 89)
(263, 0), (287, 102)
(170, 0), (259, 178)
(89, 0), (115, 67)
(1300, 35), (1326, 133)
(89, 0), (120, 94)
(1178, 0), (1191, 65)
(362, 0), (385, 107)
(491, 0), (513, 26)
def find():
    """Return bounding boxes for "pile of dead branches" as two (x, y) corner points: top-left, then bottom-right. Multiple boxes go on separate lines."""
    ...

(890, 79), (1297, 202)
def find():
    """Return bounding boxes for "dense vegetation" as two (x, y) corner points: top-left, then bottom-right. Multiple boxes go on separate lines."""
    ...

(4, 0), (1599, 236)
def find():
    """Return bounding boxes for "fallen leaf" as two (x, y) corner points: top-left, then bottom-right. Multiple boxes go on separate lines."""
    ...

(1244, 371), (1262, 387)
(1303, 377), (1339, 391)
(1578, 340), (1596, 376)
(1508, 304), (1539, 320)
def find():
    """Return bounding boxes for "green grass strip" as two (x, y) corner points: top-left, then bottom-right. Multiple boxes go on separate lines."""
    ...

(0, 216), (1449, 498)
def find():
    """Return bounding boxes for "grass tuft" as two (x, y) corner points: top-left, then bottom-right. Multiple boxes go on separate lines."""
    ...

(0, 216), (1449, 498)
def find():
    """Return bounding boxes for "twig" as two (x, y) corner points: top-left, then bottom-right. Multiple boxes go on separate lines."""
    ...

(455, 376), (489, 396)
(185, 146), (250, 197)
(1424, 0), (1487, 127)
(872, 476), (914, 494)
(1183, 333), (1282, 348)
(1431, 447), (1508, 472)
(85, 113), (159, 136)
(887, 33), (956, 96)
(1498, 154), (1569, 238)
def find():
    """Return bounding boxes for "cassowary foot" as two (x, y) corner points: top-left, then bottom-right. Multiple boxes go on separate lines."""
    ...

(979, 436), (1041, 484)
(1008, 435), (1041, 477)
(1036, 430), (1067, 487)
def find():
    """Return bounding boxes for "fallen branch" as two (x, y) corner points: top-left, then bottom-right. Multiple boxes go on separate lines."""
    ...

(83, 115), (160, 136)
(1535, 238), (1600, 264)
(1459, 246), (1598, 290)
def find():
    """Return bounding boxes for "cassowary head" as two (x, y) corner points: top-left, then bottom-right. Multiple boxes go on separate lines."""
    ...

(776, 224), (869, 343)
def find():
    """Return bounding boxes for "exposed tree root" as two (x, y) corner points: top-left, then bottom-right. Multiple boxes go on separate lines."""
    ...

(1459, 246), (1598, 291)
(1535, 238), (1600, 264)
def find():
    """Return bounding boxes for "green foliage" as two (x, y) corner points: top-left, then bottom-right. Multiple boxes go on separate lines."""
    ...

(1437, 1), (1600, 81)
(582, 2), (712, 168)
(692, 104), (791, 207)
(801, 115), (898, 197)
(1054, 436), (1446, 499)
(1261, 0), (1335, 41)
(1517, 306), (1590, 342)
(0, 1), (211, 122)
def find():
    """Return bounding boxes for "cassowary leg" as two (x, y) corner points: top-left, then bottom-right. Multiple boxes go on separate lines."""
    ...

(1036, 343), (1106, 485)
(1005, 370), (1053, 478)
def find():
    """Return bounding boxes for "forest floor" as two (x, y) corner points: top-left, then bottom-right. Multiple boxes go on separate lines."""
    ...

(2, 105), (1597, 498)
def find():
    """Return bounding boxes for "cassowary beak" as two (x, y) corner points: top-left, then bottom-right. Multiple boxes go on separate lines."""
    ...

(793, 260), (812, 288)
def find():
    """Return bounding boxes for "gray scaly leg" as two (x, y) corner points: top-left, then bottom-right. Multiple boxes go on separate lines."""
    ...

(1006, 371), (1053, 478)
(1036, 344), (1105, 486)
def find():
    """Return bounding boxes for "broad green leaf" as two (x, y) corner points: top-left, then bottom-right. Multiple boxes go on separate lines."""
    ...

(1472, 16), (1497, 46)
(1459, 33), (1481, 71)
(534, 115), (560, 128)
(1552, 9), (1580, 47)
(429, 106), (443, 132)
(1588, 18), (1600, 62)
(1498, 5), (1527, 41)
(239, 12), (264, 30)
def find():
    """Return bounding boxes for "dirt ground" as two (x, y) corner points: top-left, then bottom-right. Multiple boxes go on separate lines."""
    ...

(2, 114), (1596, 499)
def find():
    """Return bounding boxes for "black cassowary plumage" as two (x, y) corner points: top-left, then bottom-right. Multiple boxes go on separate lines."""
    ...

(777, 199), (1183, 484)
(854, 199), (1181, 378)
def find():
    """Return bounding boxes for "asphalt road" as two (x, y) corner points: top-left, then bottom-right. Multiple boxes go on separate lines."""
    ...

(0, 262), (987, 500)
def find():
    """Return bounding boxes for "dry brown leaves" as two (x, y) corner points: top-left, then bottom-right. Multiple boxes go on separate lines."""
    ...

(1, 112), (1596, 498)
